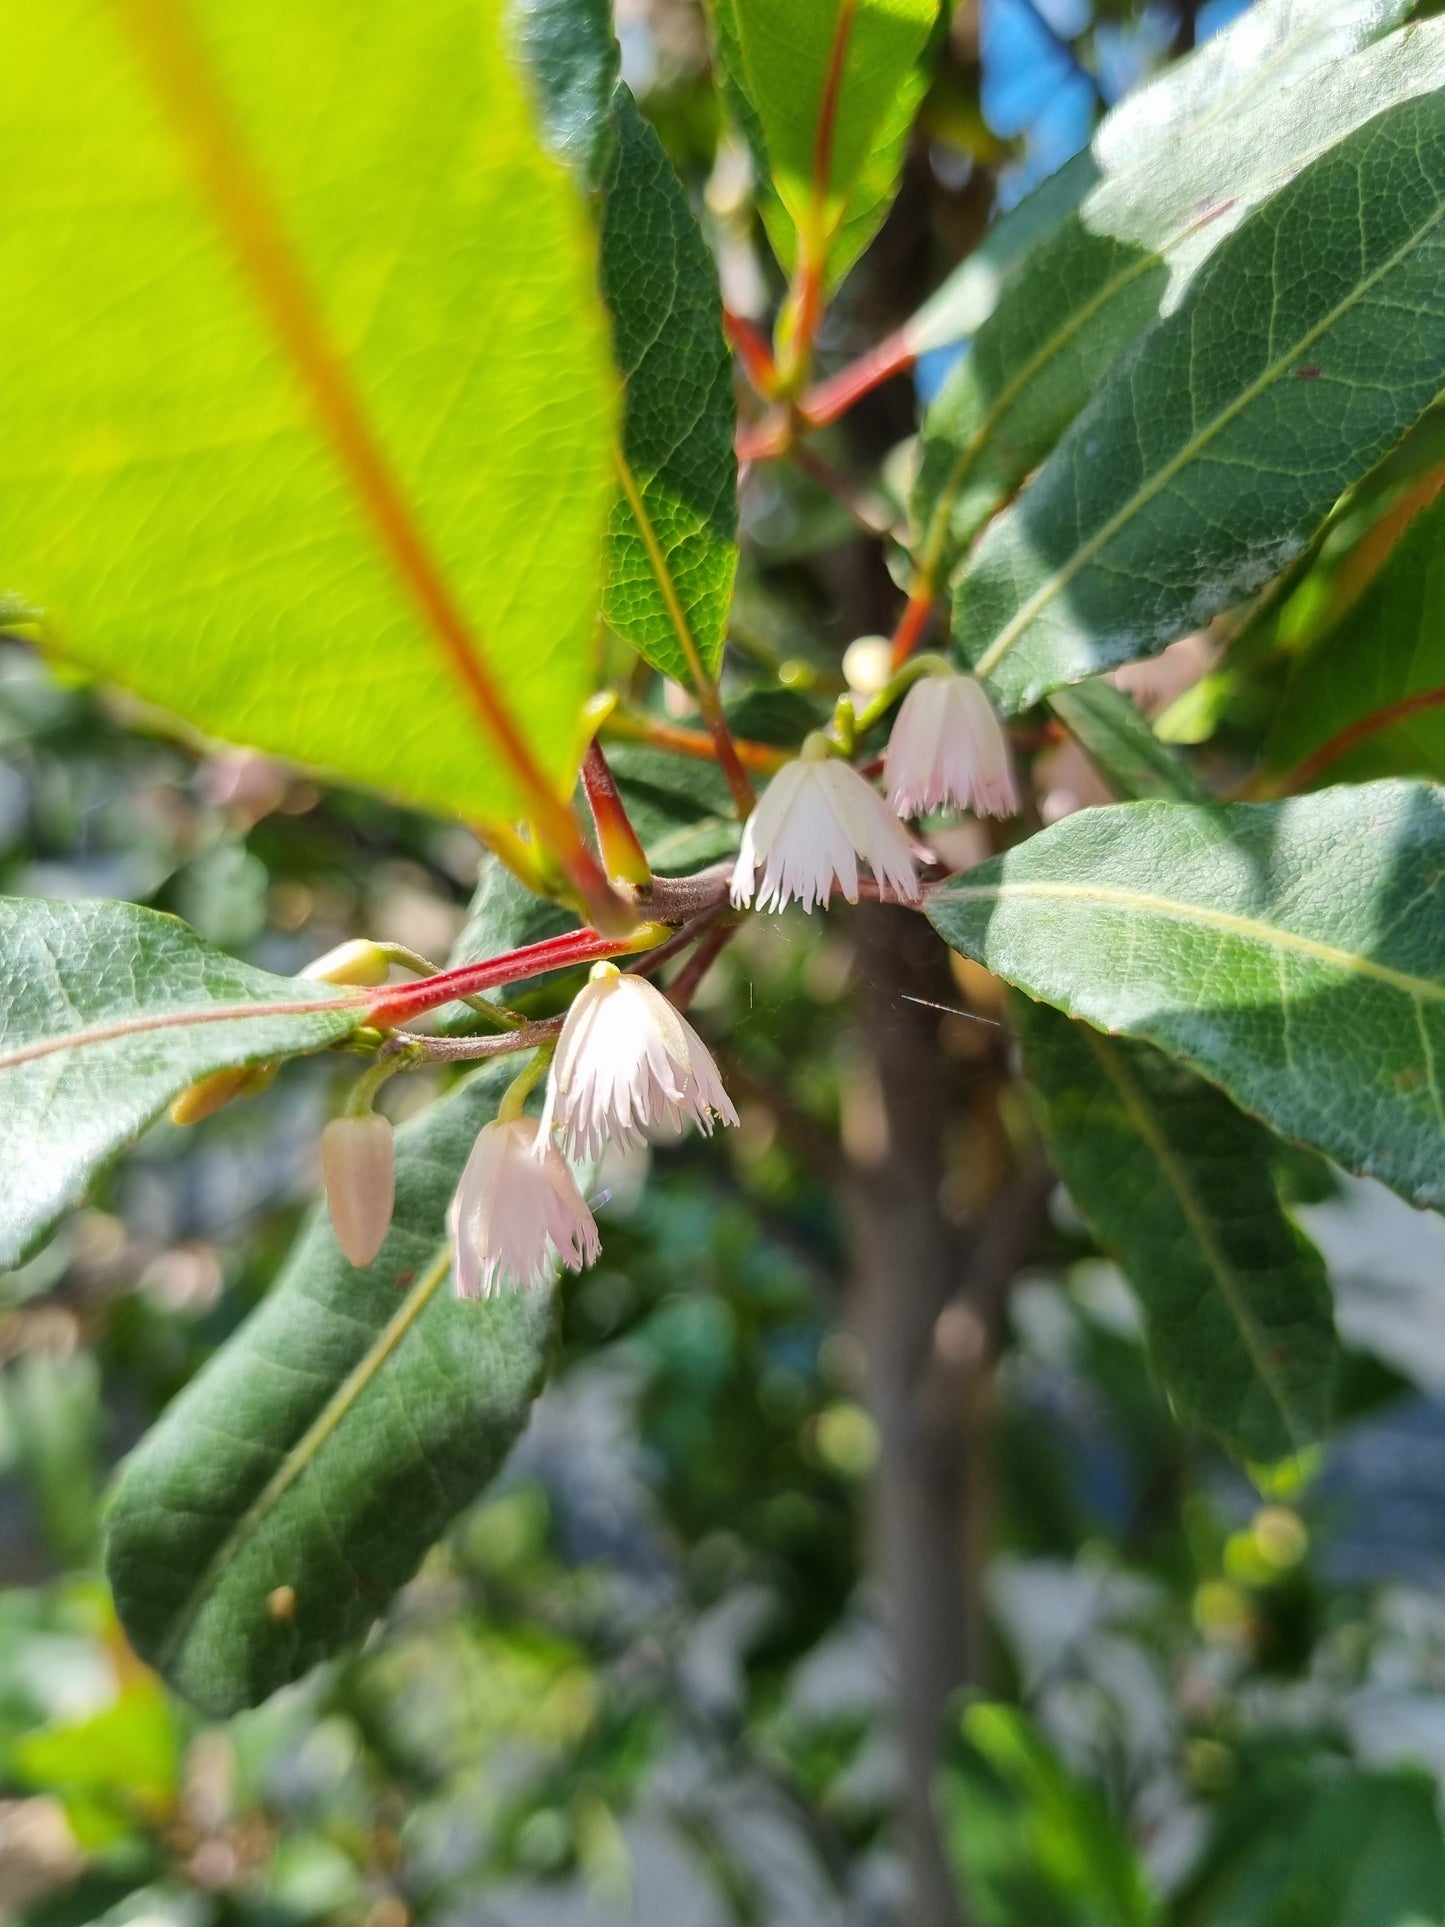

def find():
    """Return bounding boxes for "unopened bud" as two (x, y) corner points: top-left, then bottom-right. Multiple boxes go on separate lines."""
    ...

(169, 1061), (278, 1127)
(842, 635), (893, 698)
(321, 1114), (396, 1268)
(300, 939), (391, 987)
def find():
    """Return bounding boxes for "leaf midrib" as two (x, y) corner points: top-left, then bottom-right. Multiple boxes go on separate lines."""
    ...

(940, 877), (1445, 1005)
(1082, 1025), (1309, 1447)
(613, 444), (711, 679)
(153, 1243), (453, 1670)
(971, 185), (1445, 682)
(0, 993), (364, 1072)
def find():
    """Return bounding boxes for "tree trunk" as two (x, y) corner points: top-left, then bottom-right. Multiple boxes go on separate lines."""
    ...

(843, 905), (972, 1927)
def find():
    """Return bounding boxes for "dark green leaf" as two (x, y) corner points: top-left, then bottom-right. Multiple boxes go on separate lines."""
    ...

(904, 152), (1098, 356)
(1268, 488), (1445, 784)
(927, 781), (1445, 1210)
(105, 1065), (553, 1716)
(0, 899), (360, 1269)
(602, 89), (738, 683)
(1048, 681), (1206, 804)
(912, 6), (1431, 582)
(510, 0), (619, 189)
(1016, 998), (1335, 1461)
(1187, 1772), (1445, 1927)
(950, 84), (1445, 713)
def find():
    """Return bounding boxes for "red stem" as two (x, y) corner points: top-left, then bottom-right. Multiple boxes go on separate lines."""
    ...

(1282, 685), (1445, 791)
(725, 308), (776, 393)
(737, 409), (795, 464)
(735, 333), (915, 466)
(601, 713), (789, 775)
(890, 587), (937, 669)
(364, 926), (653, 1030)
(581, 738), (651, 886)
(803, 328), (916, 427)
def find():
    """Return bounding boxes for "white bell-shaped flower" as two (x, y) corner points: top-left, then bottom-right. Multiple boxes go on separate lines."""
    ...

(447, 1116), (599, 1300)
(730, 735), (920, 913)
(886, 670), (1018, 819)
(541, 964), (738, 1162)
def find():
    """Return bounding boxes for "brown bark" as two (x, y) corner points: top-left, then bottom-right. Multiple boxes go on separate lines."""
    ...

(842, 906), (1052, 1924)
(843, 905), (972, 1926)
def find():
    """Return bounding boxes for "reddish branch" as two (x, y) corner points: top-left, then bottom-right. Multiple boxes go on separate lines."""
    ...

(1283, 686), (1445, 791)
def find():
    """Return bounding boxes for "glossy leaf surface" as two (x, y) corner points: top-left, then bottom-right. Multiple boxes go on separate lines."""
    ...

(928, 781), (1445, 1209)
(911, 1), (1427, 582)
(949, 81), (1445, 710)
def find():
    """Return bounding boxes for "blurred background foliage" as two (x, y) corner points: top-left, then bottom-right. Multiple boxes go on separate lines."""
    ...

(6, 0), (1445, 1923)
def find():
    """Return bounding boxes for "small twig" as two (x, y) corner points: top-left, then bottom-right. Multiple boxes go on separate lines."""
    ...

(788, 441), (899, 540)
(383, 1017), (565, 1064)
(663, 920), (739, 1011)
(601, 707), (790, 775)
(1276, 685), (1445, 793)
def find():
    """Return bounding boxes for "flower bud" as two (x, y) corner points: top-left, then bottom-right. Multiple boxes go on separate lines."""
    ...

(299, 939), (391, 987)
(842, 635), (893, 698)
(169, 1060), (278, 1127)
(321, 1114), (396, 1268)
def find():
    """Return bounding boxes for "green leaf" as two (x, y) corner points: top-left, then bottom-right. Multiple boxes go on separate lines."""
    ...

(105, 1064), (553, 1716)
(939, 1702), (1153, 1927)
(724, 0), (939, 288)
(0, 0), (616, 826)
(1097, 0), (1411, 170)
(1188, 1772), (1445, 1927)
(0, 898), (360, 1270)
(602, 89), (738, 683)
(1015, 998), (1335, 1461)
(1047, 681), (1206, 804)
(926, 781), (1445, 1211)
(954, 88), (1445, 715)
(918, 21), (1445, 607)
(1268, 488), (1445, 785)
(904, 151), (1099, 356)
(510, 0), (620, 189)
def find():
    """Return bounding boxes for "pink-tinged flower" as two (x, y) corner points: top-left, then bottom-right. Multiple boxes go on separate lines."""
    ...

(886, 671), (1018, 819)
(447, 1116), (599, 1300)
(730, 737), (920, 913)
(541, 964), (738, 1161)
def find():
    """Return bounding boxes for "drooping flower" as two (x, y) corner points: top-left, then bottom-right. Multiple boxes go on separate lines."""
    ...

(730, 735), (920, 913)
(321, 1113), (396, 1268)
(885, 670), (1018, 820)
(540, 963), (738, 1161)
(447, 1115), (599, 1300)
